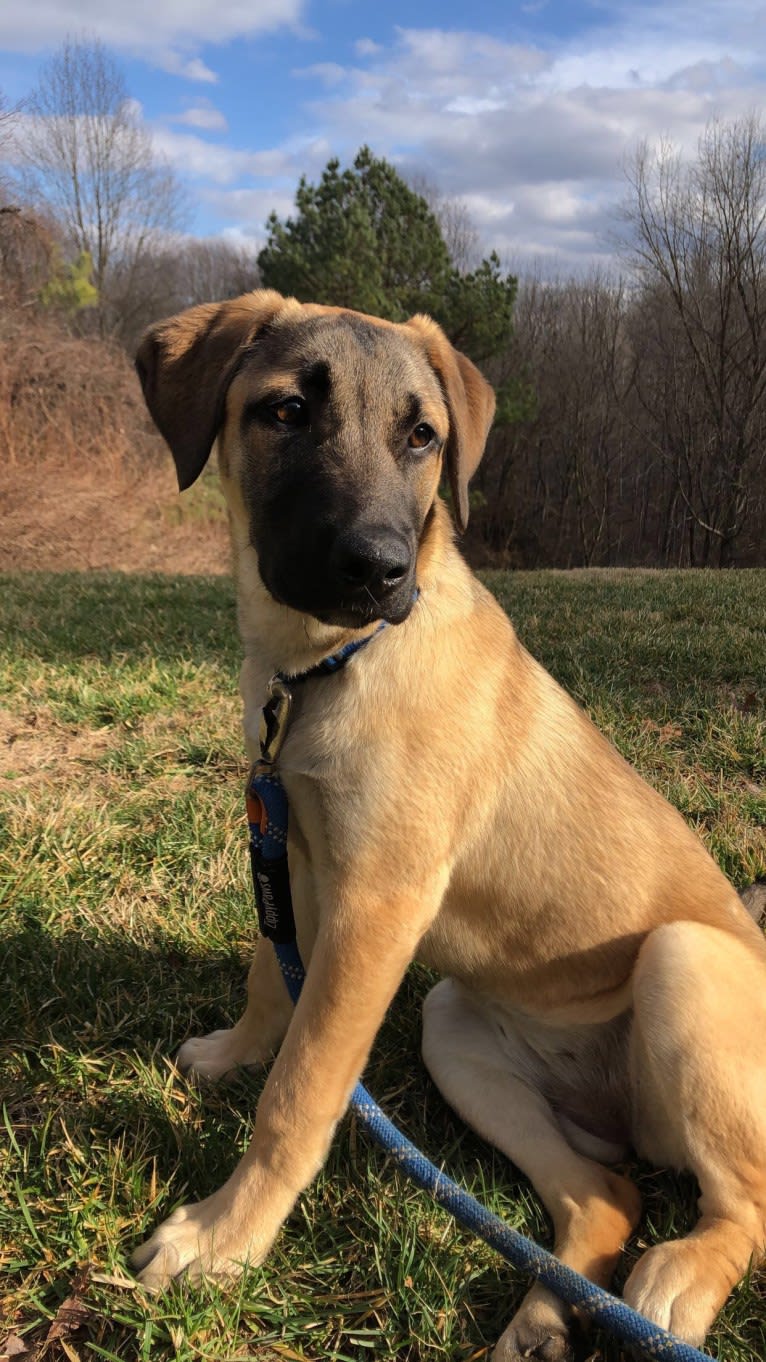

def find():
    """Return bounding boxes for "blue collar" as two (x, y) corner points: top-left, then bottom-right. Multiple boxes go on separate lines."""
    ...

(259, 619), (388, 765)
(260, 591), (418, 764)
(279, 618), (388, 685)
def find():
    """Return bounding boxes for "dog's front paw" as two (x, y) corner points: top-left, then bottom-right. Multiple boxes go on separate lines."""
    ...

(131, 1195), (260, 1291)
(177, 1027), (268, 1082)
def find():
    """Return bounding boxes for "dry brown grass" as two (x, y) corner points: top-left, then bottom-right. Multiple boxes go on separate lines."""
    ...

(0, 310), (230, 574)
(0, 310), (158, 470)
(0, 703), (116, 786)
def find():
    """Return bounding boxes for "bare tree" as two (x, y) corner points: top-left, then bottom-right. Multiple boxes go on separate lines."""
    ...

(164, 237), (259, 310)
(622, 115), (766, 564)
(474, 117), (766, 571)
(1, 93), (53, 310)
(19, 37), (186, 336)
(0, 205), (55, 310)
(1, 89), (14, 171)
(1, 88), (21, 200)
(108, 235), (260, 348)
(475, 272), (637, 567)
(407, 171), (480, 272)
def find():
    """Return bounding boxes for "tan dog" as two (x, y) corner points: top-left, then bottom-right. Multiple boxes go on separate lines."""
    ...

(134, 290), (766, 1360)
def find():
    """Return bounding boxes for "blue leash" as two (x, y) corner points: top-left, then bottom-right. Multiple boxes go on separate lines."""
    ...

(246, 634), (715, 1362)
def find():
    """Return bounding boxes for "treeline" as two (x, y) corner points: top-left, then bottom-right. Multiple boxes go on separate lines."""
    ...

(479, 267), (766, 570)
(479, 121), (766, 569)
(2, 41), (765, 567)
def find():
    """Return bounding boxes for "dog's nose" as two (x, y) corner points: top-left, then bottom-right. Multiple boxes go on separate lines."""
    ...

(332, 528), (412, 594)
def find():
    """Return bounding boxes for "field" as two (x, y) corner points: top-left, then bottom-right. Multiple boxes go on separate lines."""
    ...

(1, 567), (765, 1361)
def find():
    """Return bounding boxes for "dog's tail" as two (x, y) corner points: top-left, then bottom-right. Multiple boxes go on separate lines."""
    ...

(739, 879), (766, 929)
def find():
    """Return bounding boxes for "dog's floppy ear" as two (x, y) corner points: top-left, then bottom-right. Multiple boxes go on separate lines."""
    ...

(135, 289), (287, 490)
(408, 315), (496, 532)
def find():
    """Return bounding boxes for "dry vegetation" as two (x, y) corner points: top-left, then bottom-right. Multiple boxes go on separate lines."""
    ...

(0, 312), (229, 575)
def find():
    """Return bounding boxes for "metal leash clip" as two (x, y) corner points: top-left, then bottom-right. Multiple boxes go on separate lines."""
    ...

(258, 675), (293, 765)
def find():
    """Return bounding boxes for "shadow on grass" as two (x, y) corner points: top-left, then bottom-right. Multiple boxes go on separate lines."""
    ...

(2, 921), (510, 1184)
(3, 922), (528, 1361)
(0, 571), (240, 670)
(6, 923), (759, 1361)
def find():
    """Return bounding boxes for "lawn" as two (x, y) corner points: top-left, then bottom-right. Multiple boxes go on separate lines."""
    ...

(1, 568), (765, 1362)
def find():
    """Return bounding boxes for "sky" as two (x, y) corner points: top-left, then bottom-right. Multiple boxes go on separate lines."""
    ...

(1, 0), (764, 274)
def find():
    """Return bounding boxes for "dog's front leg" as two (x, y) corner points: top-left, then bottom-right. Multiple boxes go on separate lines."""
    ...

(132, 876), (441, 1291)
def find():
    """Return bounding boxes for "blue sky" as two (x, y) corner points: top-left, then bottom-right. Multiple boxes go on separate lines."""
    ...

(1, 1), (764, 271)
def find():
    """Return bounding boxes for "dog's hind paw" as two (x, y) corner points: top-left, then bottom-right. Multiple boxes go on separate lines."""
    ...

(623, 1238), (723, 1347)
(494, 1286), (576, 1362)
(494, 1324), (574, 1362)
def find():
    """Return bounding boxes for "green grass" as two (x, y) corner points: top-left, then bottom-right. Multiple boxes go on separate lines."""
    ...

(1, 568), (765, 1361)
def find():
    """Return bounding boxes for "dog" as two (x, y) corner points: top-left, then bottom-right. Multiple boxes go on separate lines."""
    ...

(133, 290), (766, 1360)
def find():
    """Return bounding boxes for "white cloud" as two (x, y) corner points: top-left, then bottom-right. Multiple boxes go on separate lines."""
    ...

(151, 127), (303, 184)
(0, 0), (305, 80)
(445, 96), (507, 116)
(159, 53), (219, 84)
(149, 124), (333, 243)
(12, 5), (760, 272)
(218, 225), (261, 251)
(172, 101), (228, 131)
(285, 18), (765, 269)
(206, 187), (298, 235)
(142, 9), (764, 270)
(294, 62), (347, 88)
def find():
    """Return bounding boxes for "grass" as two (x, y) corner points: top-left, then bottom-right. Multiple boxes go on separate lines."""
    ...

(1, 567), (765, 1362)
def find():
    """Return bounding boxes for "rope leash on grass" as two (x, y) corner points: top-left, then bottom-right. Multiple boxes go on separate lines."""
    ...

(246, 635), (716, 1362)
(267, 935), (713, 1362)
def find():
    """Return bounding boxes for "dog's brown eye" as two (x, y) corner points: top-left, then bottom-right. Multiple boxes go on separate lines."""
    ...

(271, 397), (308, 427)
(409, 423), (435, 450)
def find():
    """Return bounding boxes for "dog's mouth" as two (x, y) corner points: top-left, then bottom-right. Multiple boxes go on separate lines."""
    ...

(314, 590), (417, 629)
(264, 574), (417, 629)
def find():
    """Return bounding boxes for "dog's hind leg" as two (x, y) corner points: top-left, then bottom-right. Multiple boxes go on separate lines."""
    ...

(178, 935), (293, 1081)
(624, 921), (766, 1346)
(422, 979), (640, 1362)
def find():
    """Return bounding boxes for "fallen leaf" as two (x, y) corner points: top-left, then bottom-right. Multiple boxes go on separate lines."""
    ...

(44, 1265), (92, 1344)
(1, 1337), (31, 1360)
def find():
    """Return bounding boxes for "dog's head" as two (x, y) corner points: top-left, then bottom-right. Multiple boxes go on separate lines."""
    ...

(136, 291), (495, 628)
